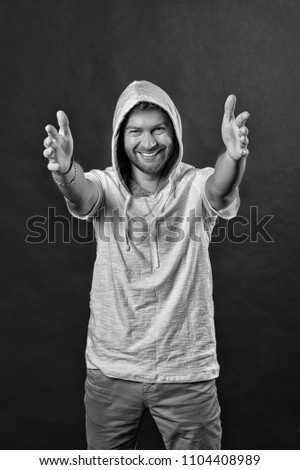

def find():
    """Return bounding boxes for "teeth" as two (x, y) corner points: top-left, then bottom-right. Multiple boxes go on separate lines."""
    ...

(140, 151), (159, 157)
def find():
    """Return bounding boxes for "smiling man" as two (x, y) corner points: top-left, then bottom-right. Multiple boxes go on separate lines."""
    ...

(43, 80), (249, 450)
(123, 104), (174, 182)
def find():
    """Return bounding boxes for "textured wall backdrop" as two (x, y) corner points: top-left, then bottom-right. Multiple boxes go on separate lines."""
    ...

(1, 0), (300, 449)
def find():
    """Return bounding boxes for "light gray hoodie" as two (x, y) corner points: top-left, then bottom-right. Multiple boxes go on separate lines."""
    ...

(67, 80), (240, 382)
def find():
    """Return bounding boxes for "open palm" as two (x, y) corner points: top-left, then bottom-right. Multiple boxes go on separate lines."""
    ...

(221, 95), (249, 160)
(43, 110), (73, 173)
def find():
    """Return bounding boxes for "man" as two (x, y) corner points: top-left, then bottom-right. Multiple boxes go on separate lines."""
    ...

(43, 80), (249, 450)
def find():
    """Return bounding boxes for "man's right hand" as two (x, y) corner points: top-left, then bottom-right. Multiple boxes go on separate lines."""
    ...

(43, 110), (74, 173)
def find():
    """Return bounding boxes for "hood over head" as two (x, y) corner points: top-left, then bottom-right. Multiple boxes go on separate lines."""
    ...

(112, 80), (183, 192)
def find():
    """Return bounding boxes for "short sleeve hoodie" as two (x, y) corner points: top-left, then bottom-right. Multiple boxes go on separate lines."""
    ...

(67, 80), (240, 382)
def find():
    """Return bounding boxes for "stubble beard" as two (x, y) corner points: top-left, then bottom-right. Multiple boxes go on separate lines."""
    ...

(130, 157), (166, 176)
(125, 145), (175, 176)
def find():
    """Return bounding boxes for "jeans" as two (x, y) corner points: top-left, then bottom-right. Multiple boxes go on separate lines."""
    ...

(85, 368), (222, 450)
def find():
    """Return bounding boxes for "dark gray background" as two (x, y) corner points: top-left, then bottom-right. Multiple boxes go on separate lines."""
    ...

(1, 0), (299, 449)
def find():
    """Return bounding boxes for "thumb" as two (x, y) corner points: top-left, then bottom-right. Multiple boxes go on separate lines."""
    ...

(223, 94), (236, 122)
(57, 110), (70, 136)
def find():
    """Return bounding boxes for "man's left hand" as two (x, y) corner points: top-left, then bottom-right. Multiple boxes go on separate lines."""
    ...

(221, 95), (250, 160)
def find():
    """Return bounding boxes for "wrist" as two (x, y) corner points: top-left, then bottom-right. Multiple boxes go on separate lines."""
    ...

(225, 150), (238, 162)
(52, 161), (77, 187)
(225, 150), (246, 163)
(55, 155), (74, 175)
(225, 149), (248, 162)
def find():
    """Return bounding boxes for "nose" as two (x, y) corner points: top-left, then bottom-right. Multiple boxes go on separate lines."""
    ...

(141, 132), (157, 150)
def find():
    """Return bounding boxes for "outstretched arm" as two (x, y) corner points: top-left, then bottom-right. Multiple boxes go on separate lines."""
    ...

(205, 95), (250, 210)
(43, 111), (99, 214)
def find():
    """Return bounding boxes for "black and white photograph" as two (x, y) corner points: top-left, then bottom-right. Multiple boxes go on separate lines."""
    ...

(1, 0), (299, 458)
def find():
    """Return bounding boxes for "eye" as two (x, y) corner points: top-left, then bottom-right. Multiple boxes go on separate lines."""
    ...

(154, 126), (166, 134)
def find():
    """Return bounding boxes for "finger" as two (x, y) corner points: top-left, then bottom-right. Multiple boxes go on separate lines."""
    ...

(240, 136), (249, 147)
(239, 126), (249, 136)
(43, 137), (49, 148)
(45, 124), (59, 139)
(223, 94), (236, 122)
(57, 110), (70, 136)
(235, 111), (250, 128)
(43, 135), (57, 148)
(43, 147), (55, 158)
(47, 161), (60, 171)
(44, 145), (59, 171)
(240, 148), (249, 158)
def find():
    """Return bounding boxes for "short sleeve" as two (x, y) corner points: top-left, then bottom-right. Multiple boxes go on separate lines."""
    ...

(199, 167), (240, 220)
(65, 170), (104, 221)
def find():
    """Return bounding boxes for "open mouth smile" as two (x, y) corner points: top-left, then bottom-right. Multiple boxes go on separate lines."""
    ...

(137, 149), (163, 159)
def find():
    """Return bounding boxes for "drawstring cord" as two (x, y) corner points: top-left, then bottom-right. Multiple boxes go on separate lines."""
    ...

(124, 194), (131, 251)
(150, 179), (176, 269)
(150, 218), (160, 269)
(122, 178), (176, 267)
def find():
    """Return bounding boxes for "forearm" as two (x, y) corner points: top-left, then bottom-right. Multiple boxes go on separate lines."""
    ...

(205, 94), (249, 209)
(210, 150), (247, 198)
(52, 161), (98, 214)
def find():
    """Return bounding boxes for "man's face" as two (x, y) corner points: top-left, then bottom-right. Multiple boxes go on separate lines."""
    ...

(123, 108), (174, 176)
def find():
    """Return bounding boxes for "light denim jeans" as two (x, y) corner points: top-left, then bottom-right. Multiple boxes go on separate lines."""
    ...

(85, 368), (222, 450)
